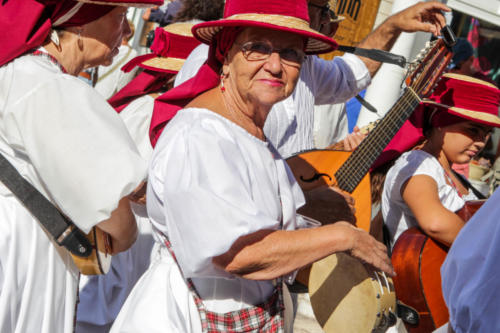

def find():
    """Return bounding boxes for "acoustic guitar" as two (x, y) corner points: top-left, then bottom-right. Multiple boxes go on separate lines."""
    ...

(287, 36), (455, 232)
(391, 200), (485, 332)
(287, 32), (456, 333)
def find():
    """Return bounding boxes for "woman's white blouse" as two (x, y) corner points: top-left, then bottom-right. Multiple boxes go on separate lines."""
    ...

(147, 107), (307, 310)
(118, 94), (155, 160)
(382, 150), (476, 248)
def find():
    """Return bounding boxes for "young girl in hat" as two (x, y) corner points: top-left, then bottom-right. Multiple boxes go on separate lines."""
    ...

(382, 73), (500, 248)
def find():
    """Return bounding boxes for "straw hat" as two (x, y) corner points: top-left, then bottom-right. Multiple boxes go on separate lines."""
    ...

(422, 73), (500, 127)
(121, 23), (200, 74)
(192, 0), (338, 54)
(140, 23), (201, 73)
(371, 73), (500, 170)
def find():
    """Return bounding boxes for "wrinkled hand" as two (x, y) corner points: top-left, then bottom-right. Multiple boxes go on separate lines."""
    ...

(388, 1), (450, 36)
(129, 181), (147, 205)
(333, 221), (395, 276)
(342, 126), (366, 151)
(298, 186), (356, 225)
(330, 186), (355, 213)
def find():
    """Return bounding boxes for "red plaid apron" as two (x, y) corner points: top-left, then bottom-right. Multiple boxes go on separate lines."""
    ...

(162, 236), (285, 333)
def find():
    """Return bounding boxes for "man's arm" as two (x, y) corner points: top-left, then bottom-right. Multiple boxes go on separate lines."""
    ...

(357, 1), (450, 76)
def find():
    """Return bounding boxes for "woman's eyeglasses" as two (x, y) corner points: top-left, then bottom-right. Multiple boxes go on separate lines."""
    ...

(238, 41), (306, 67)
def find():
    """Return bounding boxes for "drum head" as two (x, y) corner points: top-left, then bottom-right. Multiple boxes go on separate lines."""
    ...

(308, 253), (378, 333)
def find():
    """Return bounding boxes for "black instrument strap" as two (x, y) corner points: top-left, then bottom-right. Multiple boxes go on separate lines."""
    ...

(452, 170), (487, 200)
(337, 45), (407, 68)
(355, 94), (379, 113)
(0, 153), (92, 257)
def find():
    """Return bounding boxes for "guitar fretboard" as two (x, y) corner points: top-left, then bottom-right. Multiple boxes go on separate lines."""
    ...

(335, 88), (421, 193)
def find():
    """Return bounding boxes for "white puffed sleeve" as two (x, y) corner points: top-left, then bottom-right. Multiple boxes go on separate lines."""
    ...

(308, 53), (371, 105)
(3, 75), (147, 233)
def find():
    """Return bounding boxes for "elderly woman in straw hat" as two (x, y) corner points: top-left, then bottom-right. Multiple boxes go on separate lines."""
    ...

(76, 22), (201, 333)
(112, 0), (394, 332)
(0, 0), (162, 332)
(381, 73), (500, 249)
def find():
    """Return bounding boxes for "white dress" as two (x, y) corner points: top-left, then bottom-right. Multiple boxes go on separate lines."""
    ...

(117, 95), (155, 160)
(76, 95), (156, 333)
(174, 44), (371, 158)
(111, 107), (309, 332)
(441, 188), (500, 332)
(382, 150), (476, 248)
(0, 52), (147, 332)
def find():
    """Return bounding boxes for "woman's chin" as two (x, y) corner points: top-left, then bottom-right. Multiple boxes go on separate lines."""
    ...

(252, 91), (288, 106)
(454, 155), (472, 165)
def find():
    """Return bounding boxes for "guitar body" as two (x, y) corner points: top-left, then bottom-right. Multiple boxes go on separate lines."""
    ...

(286, 150), (372, 232)
(71, 226), (112, 275)
(391, 200), (486, 332)
(391, 228), (448, 332)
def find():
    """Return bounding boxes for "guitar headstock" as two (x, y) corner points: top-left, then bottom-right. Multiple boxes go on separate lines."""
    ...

(405, 26), (456, 99)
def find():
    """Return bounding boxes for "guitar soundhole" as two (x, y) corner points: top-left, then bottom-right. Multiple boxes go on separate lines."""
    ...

(300, 173), (332, 183)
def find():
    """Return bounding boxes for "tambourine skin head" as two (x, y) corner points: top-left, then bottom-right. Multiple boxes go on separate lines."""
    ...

(308, 253), (396, 333)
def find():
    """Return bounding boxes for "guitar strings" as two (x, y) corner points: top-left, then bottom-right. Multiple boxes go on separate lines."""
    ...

(335, 45), (448, 192)
(335, 90), (419, 191)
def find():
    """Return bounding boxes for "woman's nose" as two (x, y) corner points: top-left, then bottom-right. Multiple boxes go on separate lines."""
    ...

(123, 21), (131, 39)
(263, 52), (283, 73)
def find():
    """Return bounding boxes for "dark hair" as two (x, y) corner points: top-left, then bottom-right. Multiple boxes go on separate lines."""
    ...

(422, 106), (436, 138)
(174, 0), (224, 22)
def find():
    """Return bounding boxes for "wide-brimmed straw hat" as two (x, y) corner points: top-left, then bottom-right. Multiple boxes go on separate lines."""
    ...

(122, 23), (201, 74)
(371, 73), (500, 170)
(422, 73), (500, 127)
(192, 0), (338, 55)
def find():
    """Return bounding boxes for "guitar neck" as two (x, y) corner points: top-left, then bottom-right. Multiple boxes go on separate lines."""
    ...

(335, 88), (421, 193)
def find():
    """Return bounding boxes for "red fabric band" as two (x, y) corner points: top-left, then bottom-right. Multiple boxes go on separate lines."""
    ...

(430, 77), (500, 117)
(109, 70), (174, 113)
(150, 27), (201, 59)
(224, 0), (309, 23)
